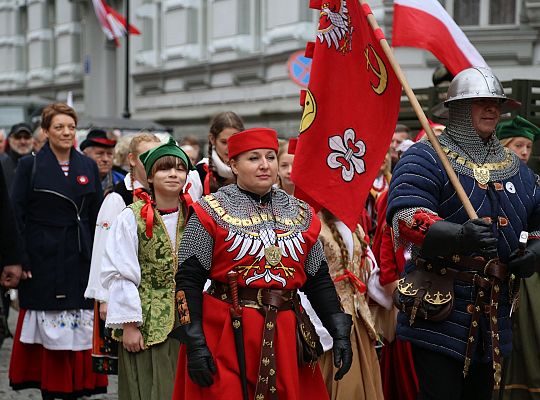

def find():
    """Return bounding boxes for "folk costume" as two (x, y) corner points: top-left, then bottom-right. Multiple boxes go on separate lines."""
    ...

(388, 67), (540, 400)
(9, 142), (107, 398)
(172, 128), (352, 400)
(101, 138), (194, 400)
(316, 214), (384, 400)
(495, 116), (540, 400)
(196, 150), (235, 195)
(84, 173), (147, 375)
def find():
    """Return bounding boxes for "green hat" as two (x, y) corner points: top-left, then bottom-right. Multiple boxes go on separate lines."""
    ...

(139, 136), (195, 177)
(496, 115), (540, 142)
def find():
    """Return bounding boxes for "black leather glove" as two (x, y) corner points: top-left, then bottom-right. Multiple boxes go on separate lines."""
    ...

(170, 321), (216, 387)
(323, 313), (353, 381)
(422, 219), (498, 259)
(508, 239), (540, 278)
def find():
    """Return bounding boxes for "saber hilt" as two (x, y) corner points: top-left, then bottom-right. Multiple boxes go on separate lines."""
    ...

(227, 270), (242, 317)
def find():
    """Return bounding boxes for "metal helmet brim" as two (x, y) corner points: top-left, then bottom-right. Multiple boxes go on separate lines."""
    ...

(431, 97), (521, 119)
(431, 66), (520, 119)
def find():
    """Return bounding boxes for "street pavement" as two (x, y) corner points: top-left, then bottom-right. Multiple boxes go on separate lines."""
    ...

(1, 308), (118, 399)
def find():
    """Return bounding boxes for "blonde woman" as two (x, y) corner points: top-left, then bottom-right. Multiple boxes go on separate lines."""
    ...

(85, 133), (161, 373)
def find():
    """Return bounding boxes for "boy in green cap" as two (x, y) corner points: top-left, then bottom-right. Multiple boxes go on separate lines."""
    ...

(101, 136), (194, 400)
(496, 115), (540, 163)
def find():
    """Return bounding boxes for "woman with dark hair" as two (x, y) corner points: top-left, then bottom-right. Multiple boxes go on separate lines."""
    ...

(172, 128), (353, 400)
(9, 102), (107, 399)
(196, 111), (244, 194)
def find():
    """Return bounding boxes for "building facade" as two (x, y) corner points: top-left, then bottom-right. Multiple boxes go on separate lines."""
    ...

(0, 0), (539, 139)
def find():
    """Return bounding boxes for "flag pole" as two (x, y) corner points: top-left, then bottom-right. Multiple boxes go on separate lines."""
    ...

(359, 0), (478, 220)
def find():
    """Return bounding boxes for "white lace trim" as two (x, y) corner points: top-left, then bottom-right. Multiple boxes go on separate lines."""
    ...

(20, 309), (93, 351)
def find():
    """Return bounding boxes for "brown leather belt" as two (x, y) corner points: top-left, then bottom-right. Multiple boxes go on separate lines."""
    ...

(208, 281), (298, 400)
(415, 257), (507, 385)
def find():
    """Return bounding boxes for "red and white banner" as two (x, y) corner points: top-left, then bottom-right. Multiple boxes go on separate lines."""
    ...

(393, 0), (488, 75)
(291, 0), (401, 231)
(92, 0), (140, 46)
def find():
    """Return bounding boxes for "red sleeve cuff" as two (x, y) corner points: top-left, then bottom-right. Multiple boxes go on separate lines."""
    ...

(398, 210), (442, 247)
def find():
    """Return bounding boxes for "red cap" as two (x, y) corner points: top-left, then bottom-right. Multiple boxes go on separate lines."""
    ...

(227, 128), (279, 160)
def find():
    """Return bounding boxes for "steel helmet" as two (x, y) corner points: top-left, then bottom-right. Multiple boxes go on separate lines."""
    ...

(432, 66), (520, 117)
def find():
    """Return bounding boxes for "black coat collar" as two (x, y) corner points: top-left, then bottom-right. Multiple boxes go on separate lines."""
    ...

(33, 143), (96, 202)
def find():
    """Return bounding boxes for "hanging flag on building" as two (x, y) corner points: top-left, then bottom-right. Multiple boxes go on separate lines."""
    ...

(291, 0), (402, 231)
(91, 0), (140, 47)
(392, 0), (488, 75)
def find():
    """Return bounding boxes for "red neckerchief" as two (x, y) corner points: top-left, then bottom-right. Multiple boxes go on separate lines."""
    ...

(133, 189), (155, 238)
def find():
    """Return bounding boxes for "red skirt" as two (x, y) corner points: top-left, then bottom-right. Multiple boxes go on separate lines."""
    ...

(9, 309), (108, 398)
(173, 293), (329, 400)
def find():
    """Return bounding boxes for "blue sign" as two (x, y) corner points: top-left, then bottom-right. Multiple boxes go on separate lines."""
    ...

(288, 50), (312, 88)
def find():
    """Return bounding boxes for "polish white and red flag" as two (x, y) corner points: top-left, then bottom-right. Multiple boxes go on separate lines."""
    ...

(392, 0), (488, 75)
(92, 0), (140, 46)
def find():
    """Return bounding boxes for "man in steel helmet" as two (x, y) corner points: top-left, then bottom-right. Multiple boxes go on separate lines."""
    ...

(387, 67), (540, 400)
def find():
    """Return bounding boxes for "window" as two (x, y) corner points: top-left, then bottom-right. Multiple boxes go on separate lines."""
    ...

(453, 0), (479, 26)
(489, 0), (516, 25)
(443, 0), (518, 27)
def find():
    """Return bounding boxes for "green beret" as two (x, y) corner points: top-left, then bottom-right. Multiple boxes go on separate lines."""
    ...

(496, 115), (540, 142)
(139, 136), (195, 177)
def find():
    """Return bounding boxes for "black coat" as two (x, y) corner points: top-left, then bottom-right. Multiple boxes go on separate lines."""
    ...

(11, 143), (103, 310)
(0, 162), (21, 269)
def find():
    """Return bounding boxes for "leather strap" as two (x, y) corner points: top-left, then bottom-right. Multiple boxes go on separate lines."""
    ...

(207, 280), (297, 399)
(415, 258), (506, 384)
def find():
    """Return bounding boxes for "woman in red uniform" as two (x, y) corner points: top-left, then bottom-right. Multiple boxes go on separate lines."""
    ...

(172, 128), (352, 400)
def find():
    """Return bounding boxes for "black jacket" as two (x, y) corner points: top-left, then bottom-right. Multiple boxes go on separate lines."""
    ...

(0, 163), (21, 269)
(11, 143), (103, 310)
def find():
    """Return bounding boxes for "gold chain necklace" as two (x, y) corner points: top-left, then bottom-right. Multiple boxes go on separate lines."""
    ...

(447, 136), (494, 185)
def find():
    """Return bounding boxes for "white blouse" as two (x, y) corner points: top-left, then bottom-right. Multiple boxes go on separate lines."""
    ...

(84, 174), (144, 302)
(101, 207), (179, 329)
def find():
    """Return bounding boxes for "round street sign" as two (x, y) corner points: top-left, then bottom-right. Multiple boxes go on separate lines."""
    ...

(288, 50), (312, 88)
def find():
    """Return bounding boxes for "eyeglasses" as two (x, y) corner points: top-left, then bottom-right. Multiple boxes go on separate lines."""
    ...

(11, 132), (32, 140)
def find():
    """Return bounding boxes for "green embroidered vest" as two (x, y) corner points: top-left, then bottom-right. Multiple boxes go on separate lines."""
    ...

(128, 200), (184, 347)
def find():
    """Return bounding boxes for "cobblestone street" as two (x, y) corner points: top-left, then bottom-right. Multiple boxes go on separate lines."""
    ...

(1, 309), (118, 400)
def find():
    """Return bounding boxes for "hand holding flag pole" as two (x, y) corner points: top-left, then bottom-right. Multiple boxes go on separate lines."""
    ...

(360, 0), (478, 219)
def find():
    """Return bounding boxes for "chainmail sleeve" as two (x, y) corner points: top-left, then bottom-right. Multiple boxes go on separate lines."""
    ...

(178, 213), (214, 270)
(175, 213), (214, 322)
(304, 239), (326, 277)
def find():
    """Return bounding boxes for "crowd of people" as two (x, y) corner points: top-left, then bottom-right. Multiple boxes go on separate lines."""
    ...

(0, 66), (540, 400)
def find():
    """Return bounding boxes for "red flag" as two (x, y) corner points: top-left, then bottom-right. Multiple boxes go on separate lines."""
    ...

(291, 0), (401, 231)
(393, 0), (488, 75)
(92, 0), (141, 47)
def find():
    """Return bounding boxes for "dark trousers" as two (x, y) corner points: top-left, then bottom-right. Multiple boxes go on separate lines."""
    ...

(412, 344), (494, 400)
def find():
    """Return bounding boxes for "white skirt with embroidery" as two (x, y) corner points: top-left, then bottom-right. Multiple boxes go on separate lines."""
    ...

(20, 309), (94, 351)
